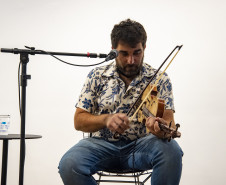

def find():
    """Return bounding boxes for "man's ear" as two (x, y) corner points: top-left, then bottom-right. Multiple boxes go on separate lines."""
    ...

(144, 44), (146, 50)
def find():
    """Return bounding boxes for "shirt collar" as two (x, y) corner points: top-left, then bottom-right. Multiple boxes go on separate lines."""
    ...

(101, 61), (119, 78)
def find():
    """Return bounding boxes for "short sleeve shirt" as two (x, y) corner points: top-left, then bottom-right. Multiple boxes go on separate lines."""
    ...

(76, 61), (175, 141)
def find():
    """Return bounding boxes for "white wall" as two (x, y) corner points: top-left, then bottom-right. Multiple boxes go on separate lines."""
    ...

(0, 0), (226, 184)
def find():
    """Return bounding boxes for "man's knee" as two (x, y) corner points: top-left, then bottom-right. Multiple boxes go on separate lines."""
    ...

(58, 151), (97, 185)
(140, 135), (183, 166)
(58, 153), (77, 178)
(154, 139), (183, 168)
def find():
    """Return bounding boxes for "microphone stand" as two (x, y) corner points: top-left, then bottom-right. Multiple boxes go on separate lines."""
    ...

(0, 47), (107, 185)
(19, 53), (29, 185)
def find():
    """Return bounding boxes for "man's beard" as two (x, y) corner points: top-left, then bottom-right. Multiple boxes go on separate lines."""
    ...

(116, 58), (143, 78)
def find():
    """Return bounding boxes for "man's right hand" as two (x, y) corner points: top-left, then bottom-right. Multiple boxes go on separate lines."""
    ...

(105, 113), (130, 134)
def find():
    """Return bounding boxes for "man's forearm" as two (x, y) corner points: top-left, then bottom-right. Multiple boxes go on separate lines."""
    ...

(74, 108), (110, 132)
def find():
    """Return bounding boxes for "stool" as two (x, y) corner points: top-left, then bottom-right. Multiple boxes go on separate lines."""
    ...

(95, 169), (152, 184)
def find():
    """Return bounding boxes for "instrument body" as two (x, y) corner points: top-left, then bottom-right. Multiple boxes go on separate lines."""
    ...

(138, 85), (164, 125)
(137, 84), (181, 140)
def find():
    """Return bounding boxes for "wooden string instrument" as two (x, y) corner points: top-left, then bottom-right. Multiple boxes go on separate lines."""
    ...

(126, 45), (183, 141)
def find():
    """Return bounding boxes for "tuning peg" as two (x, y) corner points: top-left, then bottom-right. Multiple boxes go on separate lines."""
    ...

(175, 123), (180, 131)
(169, 121), (172, 128)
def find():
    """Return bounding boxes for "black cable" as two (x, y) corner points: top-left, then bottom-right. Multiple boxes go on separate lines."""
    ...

(17, 47), (109, 113)
(18, 61), (21, 116)
(35, 49), (108, 67)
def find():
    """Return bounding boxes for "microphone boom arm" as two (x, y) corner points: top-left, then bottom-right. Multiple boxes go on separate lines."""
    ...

(1, 46), (107, 58)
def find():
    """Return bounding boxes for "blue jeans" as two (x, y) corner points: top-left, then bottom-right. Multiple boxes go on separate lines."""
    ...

(58, 134), (183, 185)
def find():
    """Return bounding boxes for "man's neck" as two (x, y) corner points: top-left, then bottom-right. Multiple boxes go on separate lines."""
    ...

(119, 74), (135, 89)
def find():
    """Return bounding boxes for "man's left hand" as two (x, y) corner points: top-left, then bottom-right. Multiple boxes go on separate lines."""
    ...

(145, 117), (169, 139)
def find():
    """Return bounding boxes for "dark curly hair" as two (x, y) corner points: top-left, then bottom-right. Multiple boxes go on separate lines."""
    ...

(111, 19), (147, 48)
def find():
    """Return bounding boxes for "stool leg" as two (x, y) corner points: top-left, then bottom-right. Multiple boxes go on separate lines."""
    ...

(1, 140), (8, 185)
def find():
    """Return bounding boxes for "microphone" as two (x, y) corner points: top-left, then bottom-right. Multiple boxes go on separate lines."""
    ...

(105, 49), (118, 61)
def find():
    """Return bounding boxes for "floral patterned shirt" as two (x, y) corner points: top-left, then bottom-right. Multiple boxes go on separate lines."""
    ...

(76, 61), (175, 141)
